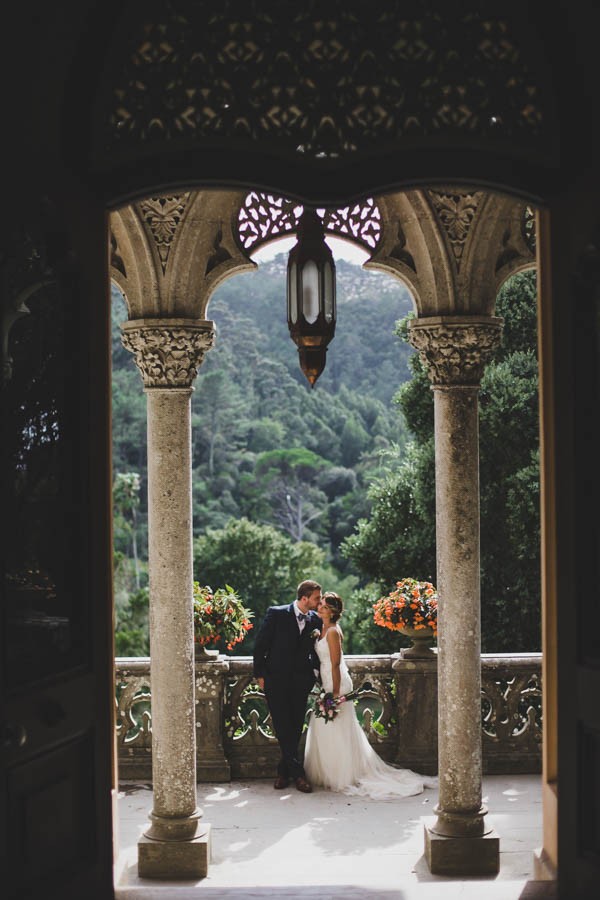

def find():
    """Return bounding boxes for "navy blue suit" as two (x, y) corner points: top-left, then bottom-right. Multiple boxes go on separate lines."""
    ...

(253, 603), (321, 780)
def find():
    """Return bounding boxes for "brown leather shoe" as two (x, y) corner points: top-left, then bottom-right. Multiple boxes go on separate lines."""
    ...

(295, 776), (313, 794)
(274, 775), (290, 789)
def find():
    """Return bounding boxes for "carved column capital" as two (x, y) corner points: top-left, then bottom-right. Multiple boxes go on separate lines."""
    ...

(408, 316), (503, 387)
(121, 318), (215, 388)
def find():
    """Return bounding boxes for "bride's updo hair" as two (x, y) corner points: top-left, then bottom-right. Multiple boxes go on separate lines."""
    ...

(323, 591), (343, 623)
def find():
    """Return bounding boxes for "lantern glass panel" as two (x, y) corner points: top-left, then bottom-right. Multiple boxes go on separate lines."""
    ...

(324, 265), (335, 322)
(302, 260), (319, 324)
(288, 261), (298, 324)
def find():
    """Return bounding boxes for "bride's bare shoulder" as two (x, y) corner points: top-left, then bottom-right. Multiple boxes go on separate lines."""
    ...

(326, 624), (343, 643)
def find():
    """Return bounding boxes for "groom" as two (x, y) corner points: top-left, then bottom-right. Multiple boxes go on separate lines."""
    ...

(253, 580), (322, 793)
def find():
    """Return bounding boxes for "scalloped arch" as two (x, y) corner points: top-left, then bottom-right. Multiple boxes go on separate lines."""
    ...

(110, 190), (257, 319)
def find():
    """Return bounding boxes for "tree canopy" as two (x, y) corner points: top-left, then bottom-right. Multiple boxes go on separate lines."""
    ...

(342, 269), (541, 652)
(193, 517), (324, 652)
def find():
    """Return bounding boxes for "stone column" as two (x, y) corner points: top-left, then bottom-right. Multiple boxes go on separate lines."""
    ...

(408, 315), (502, 876)
(121, 317), (214, 879)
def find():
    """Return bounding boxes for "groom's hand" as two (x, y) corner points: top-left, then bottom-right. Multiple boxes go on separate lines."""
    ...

(256, 677), (265, 690)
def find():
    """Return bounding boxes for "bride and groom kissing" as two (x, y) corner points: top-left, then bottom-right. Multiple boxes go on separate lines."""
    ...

(253, 579), (434, 798)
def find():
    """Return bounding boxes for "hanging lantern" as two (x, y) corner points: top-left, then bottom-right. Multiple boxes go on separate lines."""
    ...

(286, 208), (336, 387)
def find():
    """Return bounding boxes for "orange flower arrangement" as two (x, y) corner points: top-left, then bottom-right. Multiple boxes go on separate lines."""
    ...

(193, 583), (253, 652)
(373, 578), (438, 637)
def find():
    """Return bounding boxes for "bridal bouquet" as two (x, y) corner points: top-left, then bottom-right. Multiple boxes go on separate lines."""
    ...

(311, 689), (358, 724)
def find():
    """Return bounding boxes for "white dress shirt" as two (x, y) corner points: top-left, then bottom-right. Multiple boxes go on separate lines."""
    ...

(293, 601), (308, 633)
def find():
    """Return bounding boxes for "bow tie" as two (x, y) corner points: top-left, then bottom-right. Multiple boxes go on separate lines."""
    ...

(297, 612), (308, 622)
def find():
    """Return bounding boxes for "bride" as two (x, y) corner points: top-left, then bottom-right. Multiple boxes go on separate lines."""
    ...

(304, 592), (436, 798)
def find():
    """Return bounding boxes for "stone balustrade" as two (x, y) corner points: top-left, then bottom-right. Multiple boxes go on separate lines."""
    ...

(115, 652), (541, 783)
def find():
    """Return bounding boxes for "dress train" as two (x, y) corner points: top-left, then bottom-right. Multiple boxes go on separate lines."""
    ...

(304, 626), (437, 798)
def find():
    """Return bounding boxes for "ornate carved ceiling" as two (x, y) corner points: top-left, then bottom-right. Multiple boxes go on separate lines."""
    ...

(94, 0), (554, 183)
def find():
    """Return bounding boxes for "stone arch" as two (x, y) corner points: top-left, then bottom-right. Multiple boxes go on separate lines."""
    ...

(111, 186), (536, 323)
(110, 203), (161, 317)
(110, 191), (256, 319)
(358, 189), (535, 317)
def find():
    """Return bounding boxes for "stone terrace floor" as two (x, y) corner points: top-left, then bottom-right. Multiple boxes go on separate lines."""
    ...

(115, 774), (554, 899)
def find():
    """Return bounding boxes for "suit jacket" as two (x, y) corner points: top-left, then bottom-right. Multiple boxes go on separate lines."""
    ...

(253, 603), (321, 682)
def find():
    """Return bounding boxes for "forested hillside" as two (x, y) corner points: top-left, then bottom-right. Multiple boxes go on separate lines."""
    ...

(112, 255), (415, 653)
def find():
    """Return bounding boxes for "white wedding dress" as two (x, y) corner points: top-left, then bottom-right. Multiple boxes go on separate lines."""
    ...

(304, 625), (436, 798)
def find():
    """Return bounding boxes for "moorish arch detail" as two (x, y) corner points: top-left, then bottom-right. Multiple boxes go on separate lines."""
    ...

(427, 191), (484, 269)
(110, 185), (536, 330)
(111, 189), (384, 320)
(110, 190), (255, 319)
(237, 192), (381, 255)
(365, 190), (536, 316)
(424, 190), (536, 290)
(138, 195), (191, 274)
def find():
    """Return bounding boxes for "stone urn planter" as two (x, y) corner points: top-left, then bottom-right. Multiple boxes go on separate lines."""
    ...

(373, 579), (438, 662)
(399, 625), (437, 659)
(192, 582), (254, 662)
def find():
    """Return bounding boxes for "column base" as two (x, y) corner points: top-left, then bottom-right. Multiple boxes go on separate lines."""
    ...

(424, 820), (500, 875)
(138, 825), (211, 879)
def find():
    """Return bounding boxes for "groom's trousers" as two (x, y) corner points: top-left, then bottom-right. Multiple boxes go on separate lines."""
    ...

(264, 673), (311, 780)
